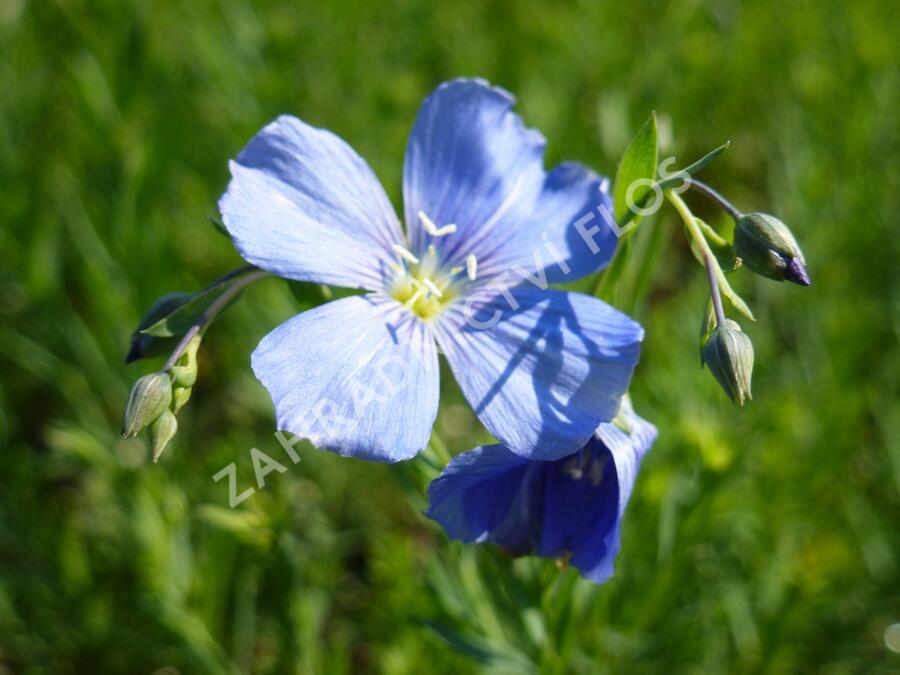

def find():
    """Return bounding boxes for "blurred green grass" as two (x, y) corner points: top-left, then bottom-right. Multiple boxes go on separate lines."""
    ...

(1, 0), (898, 673)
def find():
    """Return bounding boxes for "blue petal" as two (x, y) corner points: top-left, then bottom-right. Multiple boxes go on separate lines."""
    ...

(425, 444), (544, 554)
(426, 404), (656, 585)
(550, 405), (657, 583)
(251, 295), (439, 462)
(221, 115), (403, 291)
(434, 287), (643, 460)
(403, 79), (616, 283)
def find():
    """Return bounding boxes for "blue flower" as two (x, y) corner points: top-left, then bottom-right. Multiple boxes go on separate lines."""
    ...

(426, 402), (656, 583)
(220, 78), (642, 462)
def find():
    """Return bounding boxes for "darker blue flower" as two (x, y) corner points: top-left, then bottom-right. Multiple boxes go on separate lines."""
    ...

(219, 78), (641, 462)
(426, 403), (656, 583)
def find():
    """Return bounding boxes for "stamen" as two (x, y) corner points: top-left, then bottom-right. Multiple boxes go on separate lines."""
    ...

(403, 287), (425, 308)
(392, 243), (419, 265)
(589, 460), (605, 486)
(418, 211), (457, 237)
(427, 244), (437, 258)
(450, 266), (463, 276)
(466, 254), (478, 281)
(422, 278), (443, 298)
(562, 456), (583, 480)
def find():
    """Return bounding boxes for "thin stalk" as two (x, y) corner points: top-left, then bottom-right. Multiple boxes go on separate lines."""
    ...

(667, 190), (727, 326)
(688, 179), (742, 220)
(703, 251), (727, 326)
(163, 268), (270, 369)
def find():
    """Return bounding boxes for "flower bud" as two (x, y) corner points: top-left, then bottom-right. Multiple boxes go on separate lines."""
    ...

(151, 409), (178, 463)
(172, 385), (192, 414)
(733, 213), (810, 286)
(169, 335), (201, 387)
(702, 319), (754, 405)
(121, 372), (172, 438)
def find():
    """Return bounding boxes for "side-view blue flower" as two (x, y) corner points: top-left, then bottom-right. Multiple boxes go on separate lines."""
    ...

(220, 77), (643, 462)
(425, 401), (656, 583)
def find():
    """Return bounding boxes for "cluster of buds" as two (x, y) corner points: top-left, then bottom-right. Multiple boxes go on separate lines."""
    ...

(121, 334), (200, 461)
(685, 182), (811, 404)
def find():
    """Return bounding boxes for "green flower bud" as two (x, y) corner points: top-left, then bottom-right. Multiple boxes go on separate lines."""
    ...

(121, 372), (173, 438)
(172, 385), (192, 414)
(169, 334), (201, 387)
(151, 408), (178, 463)
(702, 319), (754, 405)
(733, 213), (810, 285)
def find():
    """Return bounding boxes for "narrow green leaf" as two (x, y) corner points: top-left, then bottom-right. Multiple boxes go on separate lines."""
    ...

(126, 292), (192, 363)
(613, 112), (659, 228)
(416, 619), (536, 672)
(140, 283), (231, 338)
(658, 141), (730, 190)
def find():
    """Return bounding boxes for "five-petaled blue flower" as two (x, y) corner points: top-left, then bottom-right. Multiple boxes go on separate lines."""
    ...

(426, 401), (656, 583)
(220, 78), (643, 462)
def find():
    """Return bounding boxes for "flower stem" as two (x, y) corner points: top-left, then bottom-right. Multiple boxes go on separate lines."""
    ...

(666, 190), (727, 326)
(163, 267), (270, 370)
(688, 179), (743, 220)
(703, 250), (727, 327)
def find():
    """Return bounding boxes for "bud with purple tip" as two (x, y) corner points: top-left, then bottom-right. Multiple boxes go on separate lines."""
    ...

(733, 213), (810, 286)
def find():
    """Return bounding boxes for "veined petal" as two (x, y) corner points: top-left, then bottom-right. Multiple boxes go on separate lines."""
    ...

(251, 295), (439, 462)
(541, 405), (657, 583)
(403, 79), (615, 282)
(426, 404), (656, 585)
(470, 162), (617, 285)
(433, 287), (642, 461)
(425, 445), (543, 553)
(221, 115), (403, 291)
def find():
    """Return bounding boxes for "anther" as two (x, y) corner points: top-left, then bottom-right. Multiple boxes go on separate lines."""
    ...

(392, 243), (420, 265)
(422, 278), (443, 298)
(466, 254), (478, 281)
(404, 287), (425, 308)
(419, 211), (457, 237)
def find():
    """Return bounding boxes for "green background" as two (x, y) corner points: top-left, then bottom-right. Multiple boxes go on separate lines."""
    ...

(1, 0), (898, 672)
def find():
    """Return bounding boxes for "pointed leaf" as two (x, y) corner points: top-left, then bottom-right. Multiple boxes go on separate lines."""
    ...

(126, 292), (193, 363)
(658, 141), (730, 190)
(140, 283), (232, 338)
(613, 112), (659, 228)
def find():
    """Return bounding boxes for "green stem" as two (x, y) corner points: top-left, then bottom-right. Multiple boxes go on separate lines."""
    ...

(688, 179), (743, 220)
(666, 190), (727, 325)
(703, 251), (727, 326)
(163, 267), (270, 370)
